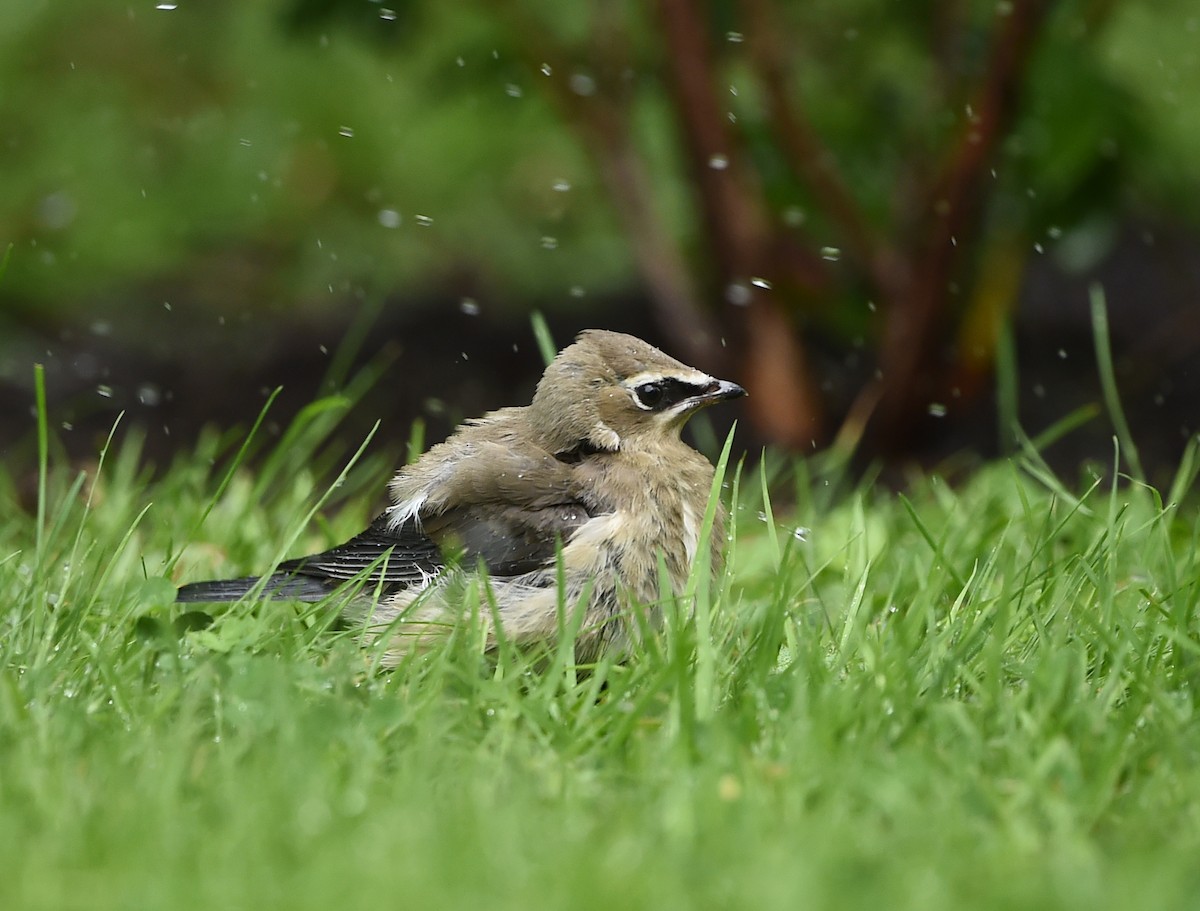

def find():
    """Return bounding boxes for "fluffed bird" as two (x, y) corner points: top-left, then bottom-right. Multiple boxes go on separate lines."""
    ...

(176, 330), (745, 664)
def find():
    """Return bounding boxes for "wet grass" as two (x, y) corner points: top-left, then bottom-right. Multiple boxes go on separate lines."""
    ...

(3, 393), (1200, 910)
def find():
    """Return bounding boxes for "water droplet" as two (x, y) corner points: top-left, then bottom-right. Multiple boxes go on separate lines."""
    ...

(90, 320), (112, 337)
(540, 63), (553, 76)
(505, 83), (523, 98)
(1047, 225), (1062, 239)
(1058, 348), (1068, 359)
(820, 246), (841, 261)
(724, 281), (752, 306)
(726, 31), (744, 42)
(97, 385), (114, 399)
(927, 402), (947, 417)
(137, 384), (161, 407)
(569, 73), (596, 96)
(377, 209), (401, 228)
(569, 286), (585, 298)
(783, 206), (806, 227)
(338, 125), (355, 138)
(459, 298), (480, 316)
(36, 192), (77, 230)
(379, 8), (396, 20)
(415, 214), (433, 227)
(793, 527), (809, 542)
(750, 276), (772, 290)
(552, 179), (571, 192)
(708, 154), (729, 170)
(156, 2), (177, 9)
(540, 236), (558, 250)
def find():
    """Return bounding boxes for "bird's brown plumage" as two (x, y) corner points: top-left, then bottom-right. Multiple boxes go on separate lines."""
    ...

(176, 330), (745, 664)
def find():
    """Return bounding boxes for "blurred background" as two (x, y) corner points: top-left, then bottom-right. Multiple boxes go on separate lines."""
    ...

(2, 0), (1198, 482)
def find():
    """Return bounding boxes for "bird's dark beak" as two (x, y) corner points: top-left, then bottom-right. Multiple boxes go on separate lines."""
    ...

(694, 378), (747, 407)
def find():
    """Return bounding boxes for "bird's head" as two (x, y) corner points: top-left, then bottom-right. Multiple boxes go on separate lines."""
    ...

(529, 330), (745, 454)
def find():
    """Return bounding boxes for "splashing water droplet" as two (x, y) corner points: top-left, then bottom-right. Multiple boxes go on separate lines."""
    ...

(568, 73), (596, 96)
(725, 281), (752, 306)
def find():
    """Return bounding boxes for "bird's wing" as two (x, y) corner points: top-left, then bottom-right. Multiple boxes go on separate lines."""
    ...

(280, 499), (593, 590)
(421, 501), (593, 577)
(278, 515), (443, 589)
(386, 430), (602, 578)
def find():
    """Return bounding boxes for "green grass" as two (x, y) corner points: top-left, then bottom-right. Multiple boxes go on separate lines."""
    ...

(3, 399), (1200, 911)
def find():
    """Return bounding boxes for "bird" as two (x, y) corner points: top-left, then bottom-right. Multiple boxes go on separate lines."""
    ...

(176, 329), (745, 665)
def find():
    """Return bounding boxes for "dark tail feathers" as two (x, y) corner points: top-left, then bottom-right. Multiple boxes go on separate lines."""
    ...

(175, 572), (334, 604)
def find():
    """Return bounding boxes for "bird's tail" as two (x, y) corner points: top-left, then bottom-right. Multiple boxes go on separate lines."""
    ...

(175, 572), (332, 603)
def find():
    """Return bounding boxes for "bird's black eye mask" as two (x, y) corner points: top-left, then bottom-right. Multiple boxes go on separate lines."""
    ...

(631, 377), (710, 411)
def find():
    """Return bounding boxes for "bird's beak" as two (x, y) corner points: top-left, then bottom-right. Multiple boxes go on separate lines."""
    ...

(692, 378), (747, 408)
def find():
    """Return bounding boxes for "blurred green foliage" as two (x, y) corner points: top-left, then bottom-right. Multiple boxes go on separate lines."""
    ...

(1, 0), (1197, 324)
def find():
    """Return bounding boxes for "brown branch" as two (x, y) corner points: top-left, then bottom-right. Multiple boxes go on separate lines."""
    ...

(741, 0), (906, 300)
(655, 0), (772, 281)
(866, 0), (1054, 450)
(482, 0), (724, 368)
(655, 0), (826, 445)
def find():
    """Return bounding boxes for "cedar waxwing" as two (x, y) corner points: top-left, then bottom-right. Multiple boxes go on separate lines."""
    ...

(176, 330), (745, 664)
